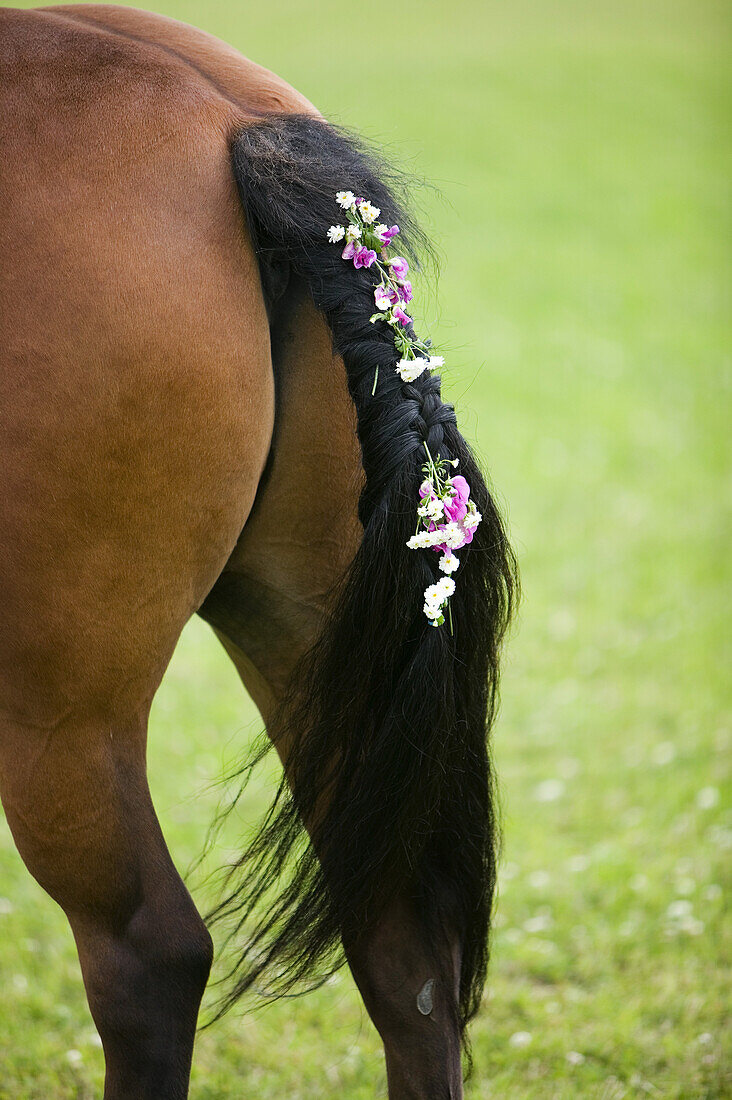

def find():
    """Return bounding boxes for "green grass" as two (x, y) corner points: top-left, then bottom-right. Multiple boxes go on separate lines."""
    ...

(1, 0), (730, 1096)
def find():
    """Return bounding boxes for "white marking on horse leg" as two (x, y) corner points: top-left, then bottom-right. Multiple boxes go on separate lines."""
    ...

(417, 977), (434, 1015)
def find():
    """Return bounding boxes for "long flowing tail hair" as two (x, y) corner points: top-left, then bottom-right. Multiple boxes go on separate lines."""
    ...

(205, 115), (517, 1037)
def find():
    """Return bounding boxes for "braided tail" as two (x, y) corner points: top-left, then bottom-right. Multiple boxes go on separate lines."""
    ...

(209, 115), (517, 1036)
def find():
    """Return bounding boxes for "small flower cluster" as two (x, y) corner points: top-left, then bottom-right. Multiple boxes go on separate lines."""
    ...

(328, 191), (444, 388)
(406, 446), (482, 626)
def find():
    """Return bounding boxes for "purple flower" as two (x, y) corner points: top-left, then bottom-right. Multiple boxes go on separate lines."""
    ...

(459, 524), (476, 546)
(374, 285), (397, 310)
(389, 256), (409, 280)
(341, 240), (356, 260)
(398, 280), (413, 304)
(444, 498), (467, 525)
(380, 224), (400, 244)
(392, 305), (412, 326)
(353, 246), (377, 269)
(444, 476), (470, 524)
(451, 475), (471, 503)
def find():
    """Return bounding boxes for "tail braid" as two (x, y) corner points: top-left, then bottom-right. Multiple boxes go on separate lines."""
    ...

(307, 264), (458, 524)
(209, 114), (517, 1039)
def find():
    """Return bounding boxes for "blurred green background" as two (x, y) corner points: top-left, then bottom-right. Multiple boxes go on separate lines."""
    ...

(0, 1), (729, 1096)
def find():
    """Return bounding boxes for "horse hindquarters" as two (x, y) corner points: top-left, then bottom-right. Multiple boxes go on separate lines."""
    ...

(1, 10), (277, 1095)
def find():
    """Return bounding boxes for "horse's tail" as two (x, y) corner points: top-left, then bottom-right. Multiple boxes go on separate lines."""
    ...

(209, 114), (517, 1035)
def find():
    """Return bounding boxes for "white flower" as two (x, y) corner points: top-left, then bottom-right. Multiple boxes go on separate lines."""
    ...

(420, 479), (434, 496)
(566, 854), (589, 873)
(407, 530), (443, 550)
(428, 355), (445, 369)
(462, 508), (482, 531)
(439, 551), (459, 574)
(327, 224), (345, 243)
(336, 190), (356, 210)
(418, 496), (445, 521)
(441, 521), (464, 548)
(345, 223), (362, 242)
(534, 778), (565, 802)
(429, 528), (449, 547)
(358, 200), (380, 224)
(395, 357), (428, 382)
(523, 912), (552, 933)
(696, 786), (719, 810)
(437, 576), (456, 598)
(424, 583), (444, 604)
(652, 740), (676, 766)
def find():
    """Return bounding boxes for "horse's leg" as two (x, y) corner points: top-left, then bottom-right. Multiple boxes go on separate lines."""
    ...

(0, 710), (212, 1099)
(201, 287), (466, 1098)
(343, 902), (464, 1100)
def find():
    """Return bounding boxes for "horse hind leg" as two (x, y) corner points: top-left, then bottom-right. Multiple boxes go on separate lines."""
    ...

(200, 286), (467, 1098)
(0, 711), (212, 1100)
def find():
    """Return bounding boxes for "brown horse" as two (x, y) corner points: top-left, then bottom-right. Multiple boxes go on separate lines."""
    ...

(0, 6), (516, 1098)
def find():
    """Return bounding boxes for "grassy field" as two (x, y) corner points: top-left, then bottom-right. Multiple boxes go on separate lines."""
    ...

(1, 0), (729, 1096)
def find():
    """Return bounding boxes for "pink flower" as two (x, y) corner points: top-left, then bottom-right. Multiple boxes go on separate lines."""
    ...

(354, 246), (377, 269)
(374, 285), (397, 310)
(342, 240), (356, 260)
(451, 476), (471, 503)
(378, 224), (400, 244)
(398, 280), (413, 304)
(392, 305), (412, 326)
(389, 256), (409, 280)
(444, 476), (470, 524)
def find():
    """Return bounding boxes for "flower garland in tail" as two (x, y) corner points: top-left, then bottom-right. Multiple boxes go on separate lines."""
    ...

(328, 191), (443, 389)
(327, 191), (482, 627)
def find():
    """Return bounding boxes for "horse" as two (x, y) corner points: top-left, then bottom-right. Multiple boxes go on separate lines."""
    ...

(0, 7), (516, 1097)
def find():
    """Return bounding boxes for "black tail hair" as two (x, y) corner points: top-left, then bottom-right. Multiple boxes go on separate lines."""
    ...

(206, 115), (517, 1037)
